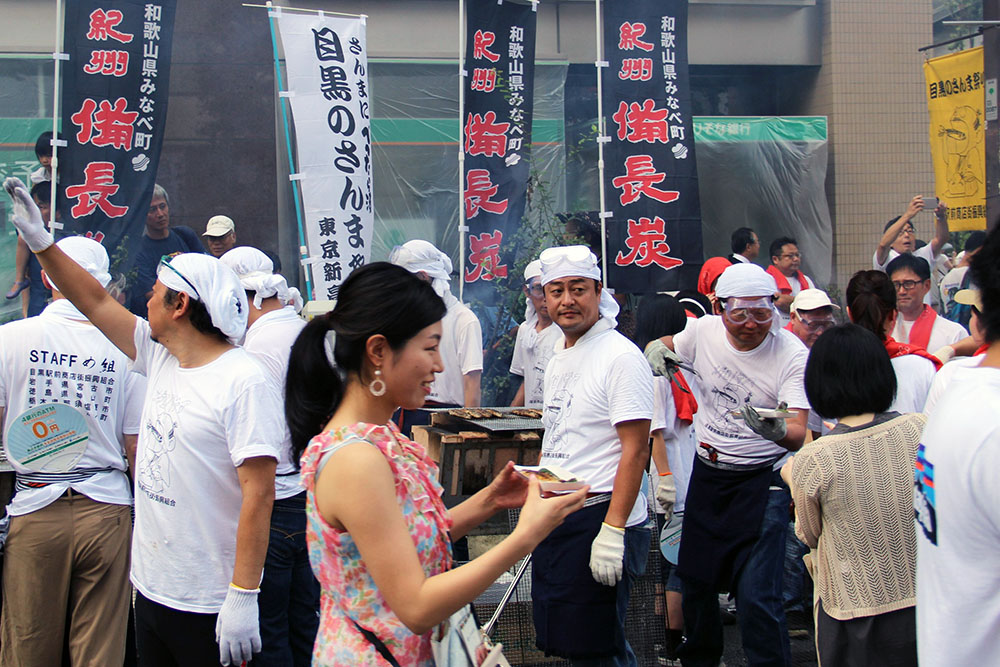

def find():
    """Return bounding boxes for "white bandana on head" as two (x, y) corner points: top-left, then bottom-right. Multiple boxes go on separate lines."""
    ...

(50, 236), (112, 293)
(388, 240), (457, 307)
(714, 263), (780, 333)
(219, 246), (303, 312)
(522, 259), (543, 326)
(538, 245), (619, 327)
(156, 253), (248, 344)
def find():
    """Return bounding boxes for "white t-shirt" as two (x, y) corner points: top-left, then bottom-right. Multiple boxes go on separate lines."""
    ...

(889, 354), (937, 414)
(893, 312), (968, 353)
(429, 300), (483, 406)
(540, 320), (653, 527)
(243, 306), (306, 500)
(509, 320), (562, 408)
(874, 244), (936, 305)
(129, 318), (284, 613)
(0, 301), (145, 516)
(923, 353), (984, 415)
(672, 316), (809, 467)
(915, 365), (1000, 666)
(938, 266), (969, 315)
(650, 375), (696, 514)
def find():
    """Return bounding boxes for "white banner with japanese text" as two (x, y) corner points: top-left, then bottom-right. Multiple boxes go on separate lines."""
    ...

(277, 12), (372, 299)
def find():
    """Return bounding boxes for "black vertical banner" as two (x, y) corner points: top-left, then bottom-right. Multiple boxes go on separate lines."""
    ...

(59, 1), (176, 267)
(462, 0), (536, 304)
(603, 0), (702, 293)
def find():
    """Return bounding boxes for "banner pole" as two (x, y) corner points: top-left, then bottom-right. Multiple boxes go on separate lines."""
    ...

(265, 2), (314, 300)
(49, 0), (63, 233)
(457, 0), (466, 301)
(594, 0), (608, 284)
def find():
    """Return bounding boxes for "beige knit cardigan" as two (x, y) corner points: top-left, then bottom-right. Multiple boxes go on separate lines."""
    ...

(790, 412), (927, 621)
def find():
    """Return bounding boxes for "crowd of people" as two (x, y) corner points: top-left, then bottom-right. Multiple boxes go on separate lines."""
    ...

(1, 168), (999, 667)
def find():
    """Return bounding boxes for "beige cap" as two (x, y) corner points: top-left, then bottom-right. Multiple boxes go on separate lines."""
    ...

(203, 215), (235, 237)
(954, 288), (982, 311)
(791, 288), (840, 314)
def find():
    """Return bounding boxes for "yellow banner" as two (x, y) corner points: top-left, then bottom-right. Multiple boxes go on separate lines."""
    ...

(923, 46), (986, 231)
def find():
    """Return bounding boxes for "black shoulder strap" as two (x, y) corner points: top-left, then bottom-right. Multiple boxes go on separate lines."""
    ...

(352, 620), (402, 667)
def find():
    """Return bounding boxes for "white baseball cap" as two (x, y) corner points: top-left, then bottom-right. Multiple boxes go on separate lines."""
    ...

(203, 215), (235, 237)
(791, 288), (840, 314)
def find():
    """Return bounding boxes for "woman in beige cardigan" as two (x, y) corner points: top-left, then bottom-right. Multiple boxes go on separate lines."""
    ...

(782, 324), (925, 666)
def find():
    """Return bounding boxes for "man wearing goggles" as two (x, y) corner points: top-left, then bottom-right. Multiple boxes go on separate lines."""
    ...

(644, 263), (810, 667)
(786, 289), (840, 350)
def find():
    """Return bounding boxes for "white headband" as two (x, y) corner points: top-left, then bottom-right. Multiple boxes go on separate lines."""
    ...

(714, 263), (778, 300)
(51, 236), (112, 292)
(389, 239), (456, 305)
(539, 245), (601, 286)
(219, 246), (303, 312)
(157, 253), (248, 344)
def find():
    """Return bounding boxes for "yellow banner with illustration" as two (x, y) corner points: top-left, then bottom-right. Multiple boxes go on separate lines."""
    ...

(923, 46), (985, 231)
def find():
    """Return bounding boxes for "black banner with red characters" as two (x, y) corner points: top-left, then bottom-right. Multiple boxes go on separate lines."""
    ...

(462, 0), (536, 304)
(603, 0), (702, 293)
(58, 1), (176, 261)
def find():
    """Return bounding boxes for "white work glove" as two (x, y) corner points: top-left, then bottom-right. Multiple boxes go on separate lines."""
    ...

(656, 474), (676, 521)
(739, 403), (787, 443)
(215, 584), (262, 666)
(931, 345), (955, 365)
(590, 522), (626, 586)
(644, 339), (682, 378)
(3, 177), (53, 252)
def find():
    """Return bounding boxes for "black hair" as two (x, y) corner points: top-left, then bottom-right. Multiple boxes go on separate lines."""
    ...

(805, 324), (896, 419)
(285, 262), (446, 461)
(162, 288), (227, 342)
(885, 253), (931, 281)
(969, 225), (1000, 343)
(34, 132), (53, 159)
(846, 270), (895, 342)
(675, 289), (711, 318)
(29, 180), (54, 205)
(769, 236), (797, 261)
(965, 230), (987, 253)
(883, 216), (902, 233)
(634, 294), (688, 351)
(731, 227), (756, 255)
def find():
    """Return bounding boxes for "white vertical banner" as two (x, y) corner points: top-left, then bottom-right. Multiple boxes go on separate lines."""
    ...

(277, 13), (372, 299)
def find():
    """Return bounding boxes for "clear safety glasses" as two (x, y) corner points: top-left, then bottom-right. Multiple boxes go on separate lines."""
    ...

(723, 298), (774, 325)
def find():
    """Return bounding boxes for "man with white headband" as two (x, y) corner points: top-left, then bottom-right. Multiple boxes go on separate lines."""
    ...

(389, 239), (483, 412)
(645, 261), (809, 667)
(3, 176), (284, 667)
(220, 246), (318, 665)
(529, 245), (653, 665)
(509, 259), (561, 407)
(0, 236), (145, 666)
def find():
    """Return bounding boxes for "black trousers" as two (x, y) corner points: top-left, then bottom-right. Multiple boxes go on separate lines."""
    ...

(135, 591), (222, 667)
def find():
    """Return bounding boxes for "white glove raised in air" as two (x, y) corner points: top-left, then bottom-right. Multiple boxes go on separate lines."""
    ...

(739, 403), (787, 443)
(590, 522), (626, 586)
(656, 474), (676, 521)
(2, 177), (53, 252)
(215, 583), (262, 666)
(644, 339), (682, 378)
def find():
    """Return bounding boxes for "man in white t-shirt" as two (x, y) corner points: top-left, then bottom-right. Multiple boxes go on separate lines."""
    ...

(390, 240), (483, 407)
(220, 246), (318, 665)
(915, 225), (1000, 666)
(887, 253), (968, 355)
(646, 262), (810, 667)
(874, 195), (950, 306)
(924, 288), (989, 415)
(939, 230), (986, 323)
(530, 245), (653, 664)
(509, 259), (561, 408)
(766, 236), (816, 326)
(5, 176), (283, 667)
(0, 237), (145, 666)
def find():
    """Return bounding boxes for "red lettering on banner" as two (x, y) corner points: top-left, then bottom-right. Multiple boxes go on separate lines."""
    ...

(619, 58), (653, 81)
(618, 22), (654, 52)
(464, 111), (509, 158)
(466, 231), (508, 282)
(611, 155), (680, 206)
(84, 230), (107, 243)
(83, 50), (129, 77)
(86, 9), (134, 44)
(473, 30), (500, 62)
(612, 100), (670, 143)
(615, 216), (683, 270)
(470, 68), (497, 93)
(70, 98), (138, 150)
(65, 162), (129, 218)
(465, 169), (509, 219)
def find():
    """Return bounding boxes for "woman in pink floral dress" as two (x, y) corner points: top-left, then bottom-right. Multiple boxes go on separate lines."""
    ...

(285, 263), (588, 666)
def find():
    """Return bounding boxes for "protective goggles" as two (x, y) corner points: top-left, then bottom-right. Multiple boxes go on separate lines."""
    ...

(723, 297), (774, 324)
(797, 313), (836, 332)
